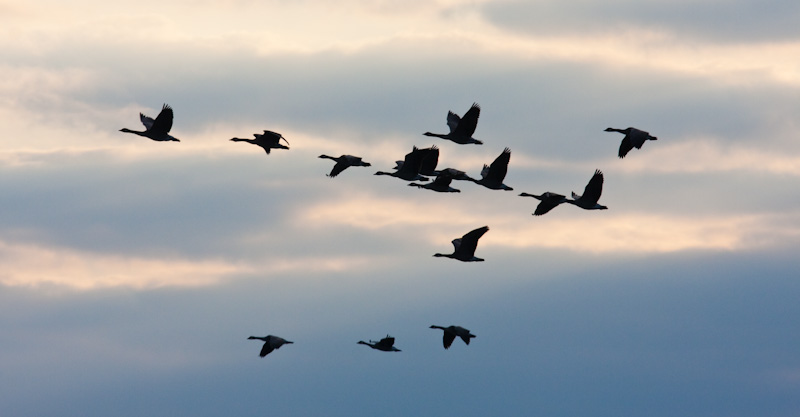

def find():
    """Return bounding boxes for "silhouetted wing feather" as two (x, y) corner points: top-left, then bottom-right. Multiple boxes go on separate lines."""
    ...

(535, 194), (566, 215)
(399, 147), (426, 176)
(430, 173), (453, 188)
(443, 332), (456, 349)
(452, 103), (480, 137)
(150, 104), (173, 134)
(446, 111), (460, 133)
(582, 170), (604, 204)
(377, 337), (395, 349)
(485, 148), (511, 183)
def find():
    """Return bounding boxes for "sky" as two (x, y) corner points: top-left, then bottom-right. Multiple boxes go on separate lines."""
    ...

(1, 0), (800, 415)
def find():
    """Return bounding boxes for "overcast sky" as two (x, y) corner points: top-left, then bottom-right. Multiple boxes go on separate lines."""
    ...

(2, 1), (800, 416)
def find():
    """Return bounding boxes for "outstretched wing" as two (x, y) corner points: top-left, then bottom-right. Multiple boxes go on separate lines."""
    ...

(399, 146), (427, 176)
(328, 161), (349, 178)
(259, 343), (275, 357)
(618, 136), (634, 158)
(534, 192), (567, 216)
(377, 336), (395, 349)
(452, 103), (480, 138)
(485, 148), (511, 183)
(418, 145), (439, 175)
(446, 111), (460, 133)
(454, 226), (489, 258)
(139, 113), (155, 130)
(581, 170), (604, 205)
(443, 332), (456, 349)
(150, 104), (174, 135)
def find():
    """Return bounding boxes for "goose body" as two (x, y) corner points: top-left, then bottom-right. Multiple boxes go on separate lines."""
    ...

(375, 147), (429, 182)
(519, 191), (568, 216)
(429, 325), (476, 349)
(605, 127), (657, 158)
(119, 104), (180, 142)
(409, 171), (460, 193)
(319, 154), (371, 177)
(423, 103), (483, 145)
(358, 335), (401, 352)
(231, 130), (289, 154)
(567, 170), (608, 210)
(247, 335), (293, 357)
(471, 147), (513, 190)
(434, 225), (489, 262)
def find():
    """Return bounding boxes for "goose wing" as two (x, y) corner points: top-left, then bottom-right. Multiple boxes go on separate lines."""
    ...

(419, 145), (440, 175)
(259, 343), (275, 357)
(484, 148), (511, 183)
(580, 170), (604, 205)
(452, 103), (480, 138)
(139, 113), (155, 130)
(399, 147), (427, 176)
(262, 130), (289, 146)
(377, 336), (395, 349)
(446, 111), (460, 133)
(328, 160), (349, 178)
(150, 104), (174, 135)
(618, 136), (634, 158)
(430, 172), (454, 188)
(454, 226), (489, 258)
(443, 332), (457, 349)
(534, 192), (567, 216)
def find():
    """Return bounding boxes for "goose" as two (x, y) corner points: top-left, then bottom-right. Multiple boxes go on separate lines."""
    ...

(429, 325), (476, 349)
(566, 170), (607, 210)
(375, 147), (429, 182)
(437, 167), (474, 181)
(519, 191), (568, 216)
(604, 127), (657, 158)
(409, 171), (460, 193)
(423, 103), (483, 145)
(358, 335), (401, 352)
(119, 104), (180, 142)
(470, 147), (513, 190)
(433, 225), (489, 262)
(318, 154), (371, 178)
(230, 130), (289, 154)
(394, 145), (440, 176)
(247, 335), (293, 357)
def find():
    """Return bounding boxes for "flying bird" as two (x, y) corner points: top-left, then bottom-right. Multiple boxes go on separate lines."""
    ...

(433, 226), (489, 262)
(471, 147), (513, 190)
(318, 154), (371, 177)
(519, 191), (569, 216)
(566, 170), (608, 210)
(375, 146), (430, 182)
(247, 335), (293, 357)
(119, 104), (180, 142)
(358, 335), (401, 352)
(423, 103), (484, 145)
(230, 130), (289, 154)
(429, 325), (476, 349)
(604, 127), (657, 158)
(409, 171), (461, 193)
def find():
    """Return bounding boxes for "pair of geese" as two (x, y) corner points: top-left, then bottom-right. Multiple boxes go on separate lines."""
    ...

(248, 325), (476, 357)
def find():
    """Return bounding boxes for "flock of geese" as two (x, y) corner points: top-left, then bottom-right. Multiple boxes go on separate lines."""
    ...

(120, 102), (659, 357)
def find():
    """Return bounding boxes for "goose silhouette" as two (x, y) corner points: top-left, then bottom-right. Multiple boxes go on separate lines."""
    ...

(423, 103), (483, 145)
(230, 130), (289, 154)
(119, 104), (180, 142)
(247, 335), (293, 357)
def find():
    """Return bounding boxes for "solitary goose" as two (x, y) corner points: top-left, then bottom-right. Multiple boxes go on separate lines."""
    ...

(429, 325), (476, 349)
(358, 335), (401, 352)
(247, 335), (293, 357)
(605, 127), (657, 158)
(119, 104), (180, 142)
(471, 148), (513, 190)
(394, 145), (440, 176)
(423, 103), (483, 145)
(230, 130), (289, 154)
(375, 147), (429, 182)
(409, 171), (460, 193)
(566, 170), (607, 210)
(519, 191), (569, 216)
(434, 226), (489, 262)
(318, 154), (371, 177)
